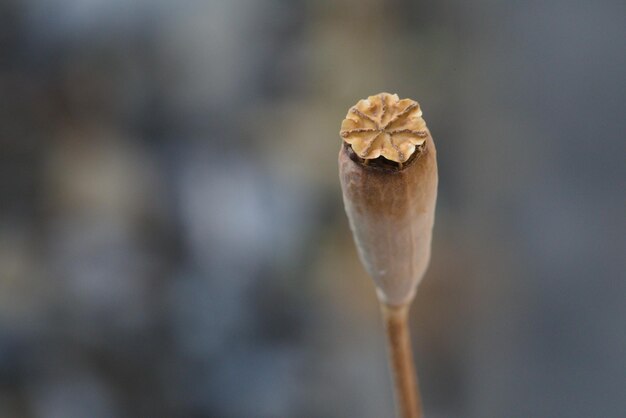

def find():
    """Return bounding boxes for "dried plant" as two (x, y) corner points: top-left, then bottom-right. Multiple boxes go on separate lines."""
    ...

(338, 93), (438, 418)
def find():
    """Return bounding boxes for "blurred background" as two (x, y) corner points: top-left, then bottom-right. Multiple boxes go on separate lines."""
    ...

(1, 0), (624, 417)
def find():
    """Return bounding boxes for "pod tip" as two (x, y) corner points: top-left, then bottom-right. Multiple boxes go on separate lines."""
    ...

(340, 93), (429, 164)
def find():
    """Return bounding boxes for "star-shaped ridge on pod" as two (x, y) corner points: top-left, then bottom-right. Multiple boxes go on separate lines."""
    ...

(340, 93), (429, 163)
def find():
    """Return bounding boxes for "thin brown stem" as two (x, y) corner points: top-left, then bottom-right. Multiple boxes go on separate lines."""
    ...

(380, 302), (423, 418)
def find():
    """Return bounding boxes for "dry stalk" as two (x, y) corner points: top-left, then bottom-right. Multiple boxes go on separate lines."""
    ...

(381, 303), (422, 418)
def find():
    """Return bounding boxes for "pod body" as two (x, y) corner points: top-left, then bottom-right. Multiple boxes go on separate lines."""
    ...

(338, 135), (437, 306)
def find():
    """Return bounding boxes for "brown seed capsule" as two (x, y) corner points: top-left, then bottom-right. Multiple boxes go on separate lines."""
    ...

(338, 93), (438, 306)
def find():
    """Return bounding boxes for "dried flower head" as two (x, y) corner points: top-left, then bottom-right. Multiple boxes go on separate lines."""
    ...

(340, 93), (428, 163)
(338, 93), (437, 306)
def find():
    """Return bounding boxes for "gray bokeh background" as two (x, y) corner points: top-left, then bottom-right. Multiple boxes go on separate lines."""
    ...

(1, 0), (624, 417)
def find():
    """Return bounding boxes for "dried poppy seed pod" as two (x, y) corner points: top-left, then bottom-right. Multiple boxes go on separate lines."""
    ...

(338, 93), (438, 306)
